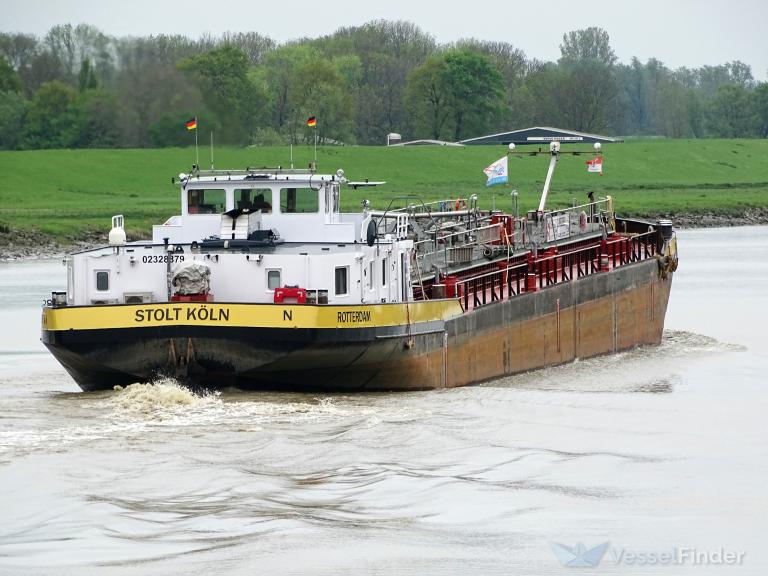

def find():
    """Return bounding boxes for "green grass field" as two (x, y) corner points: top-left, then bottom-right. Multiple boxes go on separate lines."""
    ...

(0, 139), (766, 241)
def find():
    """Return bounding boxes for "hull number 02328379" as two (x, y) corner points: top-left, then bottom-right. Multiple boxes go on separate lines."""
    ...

(141, 255), (185, 264)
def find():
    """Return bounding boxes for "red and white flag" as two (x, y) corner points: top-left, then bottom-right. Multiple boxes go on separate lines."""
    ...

(586, 156), (603, 174)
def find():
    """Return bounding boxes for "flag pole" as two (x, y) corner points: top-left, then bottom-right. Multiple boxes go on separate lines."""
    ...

(498, 143), (513, 211)
(313, 130), (317, 170)
(210, 131), (214, 170)
(195, 117), (199, 168)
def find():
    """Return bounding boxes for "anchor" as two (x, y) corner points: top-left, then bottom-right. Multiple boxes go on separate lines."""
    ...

(167, 337), (199, 379)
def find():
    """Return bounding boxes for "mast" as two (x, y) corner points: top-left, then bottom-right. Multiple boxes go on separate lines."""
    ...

(538, 141), (560, 212)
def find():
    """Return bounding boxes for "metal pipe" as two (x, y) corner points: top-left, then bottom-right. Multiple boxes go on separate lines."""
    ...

(512, 191), (518, 219)
(368, 210), (472, 219)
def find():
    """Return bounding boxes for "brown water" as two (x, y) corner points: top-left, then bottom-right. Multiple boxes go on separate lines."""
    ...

(0, 227), (766, 575)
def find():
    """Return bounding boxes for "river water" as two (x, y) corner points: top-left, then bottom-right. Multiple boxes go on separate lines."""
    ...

(0, 227), (766, 575)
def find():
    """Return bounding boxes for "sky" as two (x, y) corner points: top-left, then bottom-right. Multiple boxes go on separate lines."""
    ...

(3, 0), (767, 80)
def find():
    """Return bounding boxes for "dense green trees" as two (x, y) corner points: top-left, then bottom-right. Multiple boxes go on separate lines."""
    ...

(555, 29), (618, 133)
(452, 39), (529, 130)
(22, 81), (78, 148)
(0, 23), (765, 150)
(755, 84), (768, 138)
(560, 27), (617, 66)
(0, 55), (21, 92)
(0, 55), (25, 149)
(0, 90), (25, 149)
(262, 44), (353, 144)
(443, 50), (504, 141)
(707, 85), (758, 137)
(179, 45), (265, 143)
(405, 49), (505, 141)
(406, 56), (453, 140)
(612, 58), (763, 138)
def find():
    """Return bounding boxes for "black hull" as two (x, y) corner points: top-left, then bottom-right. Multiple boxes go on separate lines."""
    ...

(43, 324), (446, 392)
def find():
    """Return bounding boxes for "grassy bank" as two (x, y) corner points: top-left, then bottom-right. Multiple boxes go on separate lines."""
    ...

(0, 139), (767, 243)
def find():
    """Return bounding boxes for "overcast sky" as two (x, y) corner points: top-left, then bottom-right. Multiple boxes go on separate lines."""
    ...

(3, 0), (767, 79)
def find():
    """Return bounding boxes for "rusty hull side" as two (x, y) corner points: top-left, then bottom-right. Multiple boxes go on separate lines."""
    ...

(442, 257), (672, 388)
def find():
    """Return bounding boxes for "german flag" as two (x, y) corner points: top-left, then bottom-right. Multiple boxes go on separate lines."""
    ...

(185, 117), (197, 130)
(306, 116), (317, 127)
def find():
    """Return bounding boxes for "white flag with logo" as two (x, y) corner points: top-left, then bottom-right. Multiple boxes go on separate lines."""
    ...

(586, 156), (603, 174)
(483, 156), (508, 186)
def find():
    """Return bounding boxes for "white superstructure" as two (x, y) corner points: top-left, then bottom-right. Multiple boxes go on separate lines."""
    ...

(65, 168), (414, 307)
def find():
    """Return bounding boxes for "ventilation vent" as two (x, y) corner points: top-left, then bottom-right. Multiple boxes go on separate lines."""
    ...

(124, 292), (153, 304)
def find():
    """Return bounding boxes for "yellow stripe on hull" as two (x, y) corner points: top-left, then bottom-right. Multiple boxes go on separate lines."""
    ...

(42, 300), (464, 332)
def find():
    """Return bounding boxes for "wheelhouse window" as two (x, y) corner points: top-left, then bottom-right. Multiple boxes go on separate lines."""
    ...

(95, 271), (109, 291)
(235, 188), (272, 213)
(267, 270), (281, 290)
(335, 267), (348, 296)
(280, 187), (319, 213)
(187, 189), (225, 214)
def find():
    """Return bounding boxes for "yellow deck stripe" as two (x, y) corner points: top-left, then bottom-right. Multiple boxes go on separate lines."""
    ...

(42, 300), (463, 331)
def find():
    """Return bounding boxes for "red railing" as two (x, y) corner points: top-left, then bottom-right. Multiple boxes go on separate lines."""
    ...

(460, 261), (528, 309)
(456, 231), (658, 311)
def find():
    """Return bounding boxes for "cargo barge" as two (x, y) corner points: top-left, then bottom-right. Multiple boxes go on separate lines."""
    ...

(42, 142), (677, 391)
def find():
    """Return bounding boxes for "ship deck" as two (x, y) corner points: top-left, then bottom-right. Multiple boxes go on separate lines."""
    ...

(430, 231), (661, 313)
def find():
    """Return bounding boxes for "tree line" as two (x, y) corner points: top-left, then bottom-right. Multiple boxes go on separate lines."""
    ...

(0, 22), (766, 150)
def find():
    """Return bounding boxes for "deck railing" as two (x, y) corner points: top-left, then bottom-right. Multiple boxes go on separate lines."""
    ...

(414, 222), (504, 274)
(454, 230), (659, 311)
(459, 261), (528, 309)
(412, 199), (615, 278)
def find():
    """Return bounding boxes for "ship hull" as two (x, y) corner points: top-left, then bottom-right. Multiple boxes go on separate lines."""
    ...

(444, 253), (672, 387)
(43, 258), (672, 392)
